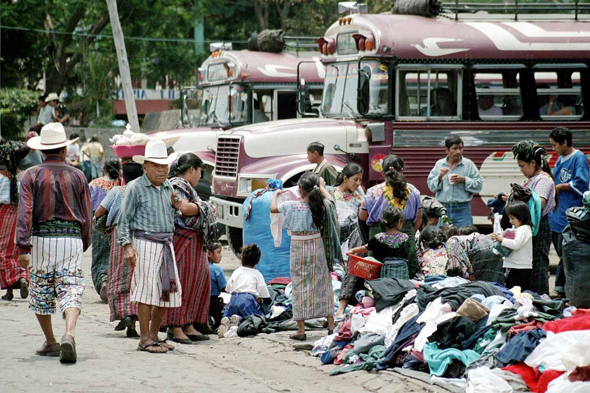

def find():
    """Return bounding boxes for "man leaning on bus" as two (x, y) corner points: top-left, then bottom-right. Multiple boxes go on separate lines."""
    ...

(427, 134), (483, 227)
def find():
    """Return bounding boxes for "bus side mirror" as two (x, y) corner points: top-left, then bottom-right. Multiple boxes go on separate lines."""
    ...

(298, 78), (309, 115)
(358, 70), (370, 115)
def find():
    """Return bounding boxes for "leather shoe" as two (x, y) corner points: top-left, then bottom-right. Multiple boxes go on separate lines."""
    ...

(114, 316), (133, 331)
(99, 282), (108, 303)
(289, 333), (307, 341)
(167, 329), (192, 344)
(60, 334), (77, 364)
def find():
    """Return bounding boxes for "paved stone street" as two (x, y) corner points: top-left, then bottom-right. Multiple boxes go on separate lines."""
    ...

(1, 244), (455, 393)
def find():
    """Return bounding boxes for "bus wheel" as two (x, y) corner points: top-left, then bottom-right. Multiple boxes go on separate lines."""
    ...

(226, 226), (243, 259)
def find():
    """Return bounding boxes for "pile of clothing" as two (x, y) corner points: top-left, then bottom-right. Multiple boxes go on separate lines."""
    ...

(311, 276), (590, 393)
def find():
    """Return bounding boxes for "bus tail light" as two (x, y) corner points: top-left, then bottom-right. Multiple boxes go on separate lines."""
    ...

(317, 37), (335, 55)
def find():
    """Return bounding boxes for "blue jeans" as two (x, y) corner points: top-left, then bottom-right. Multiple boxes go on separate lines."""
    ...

(441, 202), (473, 228)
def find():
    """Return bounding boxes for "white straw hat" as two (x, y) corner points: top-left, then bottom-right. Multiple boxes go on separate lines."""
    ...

(26, 123), (78, 151)
(133, 139), (177, 165)
(45, 92), (60, 102)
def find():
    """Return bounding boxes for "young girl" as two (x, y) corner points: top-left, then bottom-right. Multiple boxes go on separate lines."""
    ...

(491, 201), (533, 291)
(218, 244), (270, 338)
(347, 206), (410, 279)
(419, 226), (449, 278)
(270, 172), (336, 341)
(207, 242), (227, 331)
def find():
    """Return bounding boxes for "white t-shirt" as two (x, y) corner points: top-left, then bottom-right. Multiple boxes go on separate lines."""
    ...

(225, 266), (270, 298)
(502, 224), (533, 269)
(66, 143), (80, 162)
(479, 106), (503, 117)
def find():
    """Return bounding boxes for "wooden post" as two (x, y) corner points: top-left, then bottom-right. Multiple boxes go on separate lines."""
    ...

(106, 0), (140, 133)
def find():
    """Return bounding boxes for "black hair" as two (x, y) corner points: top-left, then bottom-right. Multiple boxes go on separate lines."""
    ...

(90, 136), (99, 143)
(335, 163), (363, 187)
(122, 162), (144, 183)
(382, 155), (408, 202)
(505, 201), (531, 227)
(39, 95), (46, 101)
(70, 133), (79, 140)
(307, 142), (324, 156)
(0, 142), (29, 205)
(445, 134), (463, 150)
(440, 224), (458, 240)
(458, 226), (478, 235)
(420, 226), (445, 249)
(206, 242), (222, 253)
(549, 127), (573, 147)
(381, 206), (404, 230)
(240, 243), (261, 267)
(168, 153), (203, 179)
(104, 158), (121, 180)
(298, 171), (325, 231)
(42, 146), (66, 156)
(512, 140), (554, 181)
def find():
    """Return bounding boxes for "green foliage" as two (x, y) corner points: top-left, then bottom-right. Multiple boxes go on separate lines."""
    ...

(0, 89), (38, 139)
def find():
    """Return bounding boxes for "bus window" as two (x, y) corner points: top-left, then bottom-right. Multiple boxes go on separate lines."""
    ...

(360, 61), (389, 115)
(276, 91), (297, 120)
(474, 70), (523, 121)
(397, 68), (462, 120)
(535, 71), (584, 120)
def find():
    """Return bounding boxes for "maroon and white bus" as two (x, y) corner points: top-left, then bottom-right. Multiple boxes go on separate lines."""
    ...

(148, 43), (324, 187)
(211, 6), (590, 252)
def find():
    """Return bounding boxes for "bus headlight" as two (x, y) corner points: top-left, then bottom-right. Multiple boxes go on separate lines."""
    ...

(237, 176), (271, 195)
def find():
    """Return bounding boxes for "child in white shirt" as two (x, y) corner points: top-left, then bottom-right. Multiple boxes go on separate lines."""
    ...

(217, 244), (270, 337)
(491, 201), (533, 291)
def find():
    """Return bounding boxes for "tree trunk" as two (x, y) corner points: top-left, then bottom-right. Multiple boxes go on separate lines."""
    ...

(44, 3), (117, 94)
(253, 0), (269, 31)
(276, 1), (291, 32)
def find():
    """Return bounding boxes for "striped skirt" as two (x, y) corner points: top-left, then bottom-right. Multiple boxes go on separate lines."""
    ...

(0, 204), (28, 289)
(290, 233), (334, 321)
(107, 228), (137, 321)
(532, 214), (552, 296)
(162, 228), (210, 327)
(130, 236), (182, 308)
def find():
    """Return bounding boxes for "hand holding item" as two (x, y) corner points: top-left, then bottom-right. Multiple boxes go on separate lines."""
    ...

(439, 167), (450, 182)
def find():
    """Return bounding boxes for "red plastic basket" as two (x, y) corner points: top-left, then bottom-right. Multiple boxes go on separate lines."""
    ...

(111, 145), (146, 159)
(348, 254), (382, 280)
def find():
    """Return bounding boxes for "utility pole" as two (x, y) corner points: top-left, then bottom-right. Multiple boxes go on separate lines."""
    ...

(106, 0), (140, 133)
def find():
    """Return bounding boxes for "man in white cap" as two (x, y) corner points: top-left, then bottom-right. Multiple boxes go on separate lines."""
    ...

(45, 92), (70, 125)
(16, 123), (92, 364)
(117, 139), (182, 353)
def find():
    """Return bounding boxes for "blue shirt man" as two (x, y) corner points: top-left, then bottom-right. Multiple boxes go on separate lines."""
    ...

(427, 134), (483, 227)
(549, 127), (589, 297)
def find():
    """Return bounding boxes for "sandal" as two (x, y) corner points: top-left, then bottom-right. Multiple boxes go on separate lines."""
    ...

(19, 279), (29, 299)
(137, 342), (168, 354)
(166, 329), (191, 345)
(158, 340), (175, 351)
(126, 328), (139, 338)
(36, 341), (61, 357)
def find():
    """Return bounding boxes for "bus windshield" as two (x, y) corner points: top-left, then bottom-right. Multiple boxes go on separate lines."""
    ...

(321, 61), (389, 117)
(196, 84), (248, 126)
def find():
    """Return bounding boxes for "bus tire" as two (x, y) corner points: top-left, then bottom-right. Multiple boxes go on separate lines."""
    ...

(226, 226), (243, 259)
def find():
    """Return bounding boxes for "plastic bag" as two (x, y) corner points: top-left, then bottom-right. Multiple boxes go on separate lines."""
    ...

(563, 211), (590, 307)
(243, 188), (292, 281)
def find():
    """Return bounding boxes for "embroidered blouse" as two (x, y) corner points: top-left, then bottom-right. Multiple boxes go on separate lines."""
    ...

(328, 187), (364, 241)
(367, 231), (410, 262)
(362, 181), (421, 226)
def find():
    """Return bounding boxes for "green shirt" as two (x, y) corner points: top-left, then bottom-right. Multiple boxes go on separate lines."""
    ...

(314, 159), (339, 187)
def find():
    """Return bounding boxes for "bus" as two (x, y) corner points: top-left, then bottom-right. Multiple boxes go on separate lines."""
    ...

(210, 2), (590, 253)
(148, 41), (325, 194)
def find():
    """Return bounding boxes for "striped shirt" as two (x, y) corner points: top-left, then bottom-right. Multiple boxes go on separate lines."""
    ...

(117, 174), (177, 247)
(17, 156), (92, 254)
(100, 186), (124, 228)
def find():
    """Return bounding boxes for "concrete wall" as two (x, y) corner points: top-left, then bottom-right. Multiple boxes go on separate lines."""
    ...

(65, 127), (122, 163)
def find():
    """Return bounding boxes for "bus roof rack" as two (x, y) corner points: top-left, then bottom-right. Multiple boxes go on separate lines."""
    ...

(441, 1), (590, 21)
(284, 36), (322, 51)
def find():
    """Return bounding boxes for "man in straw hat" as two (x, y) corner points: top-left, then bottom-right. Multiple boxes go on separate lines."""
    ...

(117, 139), (182, 353)
(45, 92), (70, 125)
(16, 123), (92, 364)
